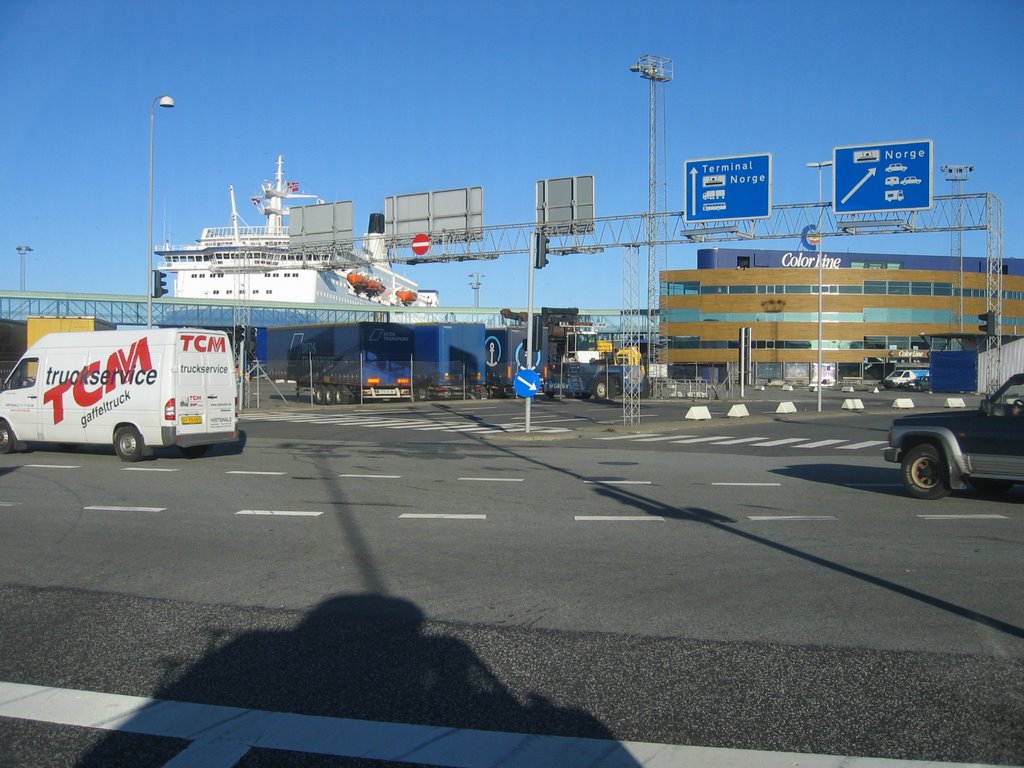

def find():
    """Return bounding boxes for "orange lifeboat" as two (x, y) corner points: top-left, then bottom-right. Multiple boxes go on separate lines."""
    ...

(395, 289), (418, 305)
(346, 272), (368, 289)
(363, 279), (385, 296)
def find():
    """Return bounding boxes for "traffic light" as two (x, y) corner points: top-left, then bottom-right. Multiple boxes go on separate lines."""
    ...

(152, 270), (168, 298)
(534, 232), (549, 269)
(978, 310), (996, 336)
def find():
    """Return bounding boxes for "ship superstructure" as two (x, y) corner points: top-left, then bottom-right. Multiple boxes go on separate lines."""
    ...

(156, 156), (439, 308)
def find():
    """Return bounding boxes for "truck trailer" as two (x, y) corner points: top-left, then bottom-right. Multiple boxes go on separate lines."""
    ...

(413, 323), (485, 400)
(270, 322), (416, 404)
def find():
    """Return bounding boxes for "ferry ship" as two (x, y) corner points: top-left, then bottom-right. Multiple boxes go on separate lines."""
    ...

(156, 156), (438, 308)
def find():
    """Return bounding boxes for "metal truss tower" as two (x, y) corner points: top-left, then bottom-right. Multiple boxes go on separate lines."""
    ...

(986, 192), (1004, 394)
(629, 53), (672, 424)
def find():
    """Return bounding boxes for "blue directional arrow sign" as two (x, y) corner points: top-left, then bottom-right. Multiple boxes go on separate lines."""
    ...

(833, 139), (933, 214)
(685, 153), (772, 222)
(513, 368), (542, 399)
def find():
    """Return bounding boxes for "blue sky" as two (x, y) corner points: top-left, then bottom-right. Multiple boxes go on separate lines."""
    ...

(2, 0), (1021, 310)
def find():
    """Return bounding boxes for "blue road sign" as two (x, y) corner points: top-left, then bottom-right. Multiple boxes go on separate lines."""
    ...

(513, 368), (542, 398)
(685, 153), (772, 222)
(833, 139), (933, 214)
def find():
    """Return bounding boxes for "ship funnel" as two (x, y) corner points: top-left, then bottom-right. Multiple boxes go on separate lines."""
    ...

(367, 212), (385, 235)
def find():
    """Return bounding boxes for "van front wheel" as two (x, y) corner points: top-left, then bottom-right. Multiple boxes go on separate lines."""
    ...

(0, 420), (16, 454)
(114, 426), (145, 462)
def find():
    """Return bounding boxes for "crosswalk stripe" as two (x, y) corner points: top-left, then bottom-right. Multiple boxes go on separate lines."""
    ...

(670, 436), (729, 444)
(795, 439), (848, 449)
(752, 438), (808, 447)
(836, 440), (889, 450)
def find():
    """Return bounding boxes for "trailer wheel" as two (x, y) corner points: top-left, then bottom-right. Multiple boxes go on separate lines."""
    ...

(0, 419), (17, 454)
(114, 426), (145, 462)
(313, 385), (326, 405)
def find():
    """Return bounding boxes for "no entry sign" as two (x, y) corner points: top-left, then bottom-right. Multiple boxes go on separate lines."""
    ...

(412, 233), (430, 256)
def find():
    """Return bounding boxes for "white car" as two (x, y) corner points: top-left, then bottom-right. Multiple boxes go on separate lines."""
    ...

(901, 176), (922, 185)
(885, 163), (908, 173)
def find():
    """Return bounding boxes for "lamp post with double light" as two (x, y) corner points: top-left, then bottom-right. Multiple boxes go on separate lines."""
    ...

(15, 245), (33, 291)
(147, 94), (175, 328)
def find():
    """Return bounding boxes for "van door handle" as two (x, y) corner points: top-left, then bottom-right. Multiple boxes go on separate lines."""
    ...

(209, 395), (219, 399)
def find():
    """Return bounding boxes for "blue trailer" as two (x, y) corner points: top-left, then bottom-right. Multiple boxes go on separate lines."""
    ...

(413, 323), (486, 400)
(268, 322), (415, 404)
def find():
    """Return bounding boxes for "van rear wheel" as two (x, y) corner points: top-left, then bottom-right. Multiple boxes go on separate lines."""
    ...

(0, 420), (16, 454)
(114, 426), (145, 462)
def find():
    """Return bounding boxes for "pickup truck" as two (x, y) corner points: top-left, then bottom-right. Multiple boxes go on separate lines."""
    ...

(884, 374), (1024, 499)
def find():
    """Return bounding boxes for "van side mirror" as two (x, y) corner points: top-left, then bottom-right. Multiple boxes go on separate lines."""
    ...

(980, 399), (993, 416)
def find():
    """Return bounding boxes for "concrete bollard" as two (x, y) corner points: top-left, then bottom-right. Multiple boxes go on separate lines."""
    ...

(872, 387), (880, 394)
(685, 406), (712, 420)
(727, 404), (749, 418)
(892, 398), (915, 409)
(841, 399), (865, 410)
(782, 384), (794, 391)
(842, 385), (855, 393)
(775, 401), (797, 414)
(944, 398), (967, 408)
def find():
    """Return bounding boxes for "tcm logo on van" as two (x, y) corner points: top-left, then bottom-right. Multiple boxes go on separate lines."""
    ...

(181, 334), (226, 353)
(43, 337), (157, 425)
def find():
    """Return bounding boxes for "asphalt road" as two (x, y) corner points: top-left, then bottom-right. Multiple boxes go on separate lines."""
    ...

(0, 391), (1020, 767)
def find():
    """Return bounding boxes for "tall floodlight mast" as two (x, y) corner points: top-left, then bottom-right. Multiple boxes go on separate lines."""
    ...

(629, 53), (672, 425)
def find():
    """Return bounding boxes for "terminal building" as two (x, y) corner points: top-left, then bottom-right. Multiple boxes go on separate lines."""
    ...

(660, 248), (1023, 385)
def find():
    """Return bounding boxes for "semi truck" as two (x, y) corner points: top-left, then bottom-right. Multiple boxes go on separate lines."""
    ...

(27, 316), (115, 347)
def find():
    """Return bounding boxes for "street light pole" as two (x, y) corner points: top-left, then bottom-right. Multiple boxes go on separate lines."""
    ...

(468, 272), (485, 308)
(15, 245), (33, 291)
(147, 94), (175, 328)
(807, 160), (832, 413)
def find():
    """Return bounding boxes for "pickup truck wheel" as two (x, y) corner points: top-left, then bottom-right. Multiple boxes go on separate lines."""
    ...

(901, 444), (950, 500)
(0, 420), (16, 454)
(114, 426), (145, 462)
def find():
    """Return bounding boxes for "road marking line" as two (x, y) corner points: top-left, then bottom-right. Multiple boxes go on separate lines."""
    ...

(594, 433), (659, 441)
(575, 515), (664, 522)
(24, 464), (79, 469)
(748, 515), (838, 521)
(83, 506), (166, 513)
(632, 434), (691, 442)
(917, 514), (1008, 520)
(121, 467), (180, 472)
(582, 479), (652, 485)
(226, 470), (286, 475)
(844, 482), (902, 487)
(400, 513), (486, 520)
(751, 438), (807, 447)
(713, 482), (782, 487)
(713, 437), (771, 445)
(0, 681), (1001, 768)
(458, 477), (524, 482)
(236, 510), (323, 517)
(795, 439), (847, 449)
(339, 473), (402, 479)
(670, 436), (729, 444)
(836, 440), (889, 450)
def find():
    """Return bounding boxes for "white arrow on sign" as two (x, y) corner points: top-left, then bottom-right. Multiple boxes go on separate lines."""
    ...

(515, 373), (539, 392)
(840, 167), (876, 205)
(689, 167), (698, 214)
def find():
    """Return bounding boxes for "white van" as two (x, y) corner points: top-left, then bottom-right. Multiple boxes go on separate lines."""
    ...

(0, 328), (237, 461)
(883, 369), (929, 390)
